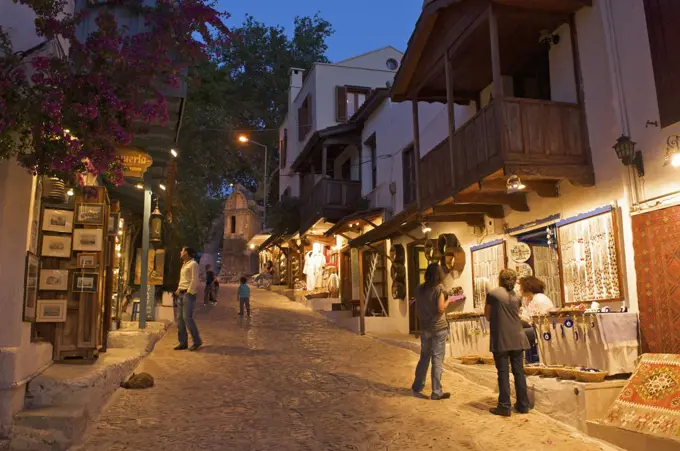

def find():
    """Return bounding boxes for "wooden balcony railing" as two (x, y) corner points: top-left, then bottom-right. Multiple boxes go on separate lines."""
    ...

(419, 97), (589, 208)
(300, 178), (363, 233)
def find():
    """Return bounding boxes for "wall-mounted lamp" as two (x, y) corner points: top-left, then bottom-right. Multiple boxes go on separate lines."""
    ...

(150, 199), (163, 244)
(135, 183), (144, 190)
(664, 135), (680, 168)
(506, 175), (526, 194)
(421, 222), (432, 234)
(170, 148), (178, 158)
(613, 135), (645, 177)
(159, 183), (166, 191)
(66, 188), (74, 197)
(249, 244), (256, 250)
(539, 29), (560, 50)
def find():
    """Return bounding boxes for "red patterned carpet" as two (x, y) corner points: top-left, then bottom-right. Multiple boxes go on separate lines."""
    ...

(604, 354), (680, 440)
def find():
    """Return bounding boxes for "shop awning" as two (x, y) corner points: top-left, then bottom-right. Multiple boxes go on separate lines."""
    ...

(349, 205), (419, 248)
(324, 208), (385, 238)
(247, 233), (272, 251)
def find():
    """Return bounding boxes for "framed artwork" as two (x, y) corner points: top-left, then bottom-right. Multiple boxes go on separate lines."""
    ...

(42, 208), (74, 233)
(39, 269), (69, 291)
(23, 252), (39, 322)
(108, 212), (120, 236)
(41, 235), (72, 258)
(36, 300), (67, 322)
(72, 272), (99, 293)
(73, 228), (103, 252)
(75, 203), (104, 225)
(77, 253), (98, 269)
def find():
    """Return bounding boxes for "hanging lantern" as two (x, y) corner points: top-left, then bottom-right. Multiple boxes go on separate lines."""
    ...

(150, 199), (163, 244)
(42, 177), (67, 203)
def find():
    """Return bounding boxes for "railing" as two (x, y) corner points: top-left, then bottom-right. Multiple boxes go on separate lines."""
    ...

(300, 178), (363, 232)
(419, 97), (588, 208)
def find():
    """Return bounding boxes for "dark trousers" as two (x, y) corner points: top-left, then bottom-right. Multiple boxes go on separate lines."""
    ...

(239, 297), (251, 316)
(493, 350), (530, 411)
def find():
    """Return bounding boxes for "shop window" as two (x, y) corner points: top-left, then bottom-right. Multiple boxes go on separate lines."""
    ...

(644, 0), (680, 128)
(402, 145), (416, 206)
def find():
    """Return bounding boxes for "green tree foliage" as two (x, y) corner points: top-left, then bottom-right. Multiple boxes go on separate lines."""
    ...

(164, 14), (333, 285)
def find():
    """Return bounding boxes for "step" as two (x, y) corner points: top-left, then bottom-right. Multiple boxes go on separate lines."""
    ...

(9, 426), (70, 451)
(12, 405), (88, 441)
(587, 420), (679, 451)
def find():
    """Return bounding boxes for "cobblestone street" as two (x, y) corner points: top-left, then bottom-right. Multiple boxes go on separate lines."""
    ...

(74, 286), (613, 451)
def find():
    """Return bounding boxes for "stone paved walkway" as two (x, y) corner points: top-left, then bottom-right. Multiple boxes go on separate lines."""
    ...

(73, 286), (615, 451)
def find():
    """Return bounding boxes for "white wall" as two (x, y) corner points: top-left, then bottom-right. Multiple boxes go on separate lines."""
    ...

(335, 46), (403, 71)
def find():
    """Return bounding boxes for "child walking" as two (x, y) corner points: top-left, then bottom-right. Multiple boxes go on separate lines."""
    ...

(238, 276), (251, 317)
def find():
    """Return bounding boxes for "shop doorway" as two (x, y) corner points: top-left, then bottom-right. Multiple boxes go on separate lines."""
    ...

(632, 205), (680, 353)
(514, 227), (562, 307)
(407, 243), (427, 334)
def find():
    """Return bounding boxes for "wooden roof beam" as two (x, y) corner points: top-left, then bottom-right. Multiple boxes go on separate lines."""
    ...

(454, 192), (529, 212)
(423, 213), (485, 227)
(432, 203), (506, 218)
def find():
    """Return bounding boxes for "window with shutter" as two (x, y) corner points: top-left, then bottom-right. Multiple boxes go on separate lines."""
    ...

(402, 145), (416, 206)
(336, 86), (371, 122)
(297, 96), (311, 141)
(644, 0), (680, 128)
(365, 133), (377, 190)
(280, 128), (288, 168)
(336, 86), (347, 122)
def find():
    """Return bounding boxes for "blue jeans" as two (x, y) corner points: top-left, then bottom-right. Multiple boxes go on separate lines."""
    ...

(493, 350), (530, 411)
(177, 293), (201, 347)
(412, 328), (448, 397)
(239, 297), (251, 316)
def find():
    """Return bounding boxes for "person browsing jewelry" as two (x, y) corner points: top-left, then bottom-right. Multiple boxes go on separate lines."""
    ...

(518, 276), (554, 364)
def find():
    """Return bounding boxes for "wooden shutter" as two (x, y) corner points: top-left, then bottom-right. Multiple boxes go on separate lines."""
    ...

(643, 0), (680, 128)
(297, 105), (304, 141)
(336, 86), (347, 122)
(281, 128), (288, 168)
(402, 147), (414, 206)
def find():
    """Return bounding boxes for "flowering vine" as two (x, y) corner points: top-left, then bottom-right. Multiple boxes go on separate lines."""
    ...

(0, 0), (230, 185)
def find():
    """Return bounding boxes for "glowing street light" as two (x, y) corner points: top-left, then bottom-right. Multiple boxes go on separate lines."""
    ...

(238, 135), (249, 143)
(159, 183), (166, 191)
(170, 148), (178, 158)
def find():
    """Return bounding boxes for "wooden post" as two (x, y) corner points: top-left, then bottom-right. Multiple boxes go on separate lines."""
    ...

(358, 248), (365, 335)
(488, 5), (503, 100)
(412, 99), (422, 209)
(444, 52), (457, 186)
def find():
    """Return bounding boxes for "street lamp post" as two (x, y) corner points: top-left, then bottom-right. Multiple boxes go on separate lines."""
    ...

(238, 135), (268, 231)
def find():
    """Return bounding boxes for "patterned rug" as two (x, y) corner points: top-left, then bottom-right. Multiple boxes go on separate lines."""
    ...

(603, 354), (680, 441)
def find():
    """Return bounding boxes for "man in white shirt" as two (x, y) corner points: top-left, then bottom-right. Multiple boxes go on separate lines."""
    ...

(175, 246), (202, 351)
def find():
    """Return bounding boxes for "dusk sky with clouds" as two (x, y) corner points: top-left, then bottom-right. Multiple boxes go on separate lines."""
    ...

(215, 0), (423, 61)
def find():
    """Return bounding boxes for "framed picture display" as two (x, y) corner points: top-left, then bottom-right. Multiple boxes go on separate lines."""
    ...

(39, 269), (69, 291)
(42, 208), (74, 233)
(23, 252), (39, 321)
(36, 299), (67, 322)
(77, 253), (98, 269)
(75, 203), (104, 225)
(73, 228), (103, 252)
(470, 240), (507, 310)
(108, 212), (120, 236)
(72, 272), (99, 293)
(41, 235), (72, 258)
(557, 206), (623, 304)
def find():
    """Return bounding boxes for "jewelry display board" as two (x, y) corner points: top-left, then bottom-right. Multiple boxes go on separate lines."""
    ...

(557, 208), (622, 304)
(471, 240), (507, 309)
(532, 245), (562, 307)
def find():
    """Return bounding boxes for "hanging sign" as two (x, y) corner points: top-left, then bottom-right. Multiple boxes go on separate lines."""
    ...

(117, 147), (153, 179)
(510, 242), (532, 263)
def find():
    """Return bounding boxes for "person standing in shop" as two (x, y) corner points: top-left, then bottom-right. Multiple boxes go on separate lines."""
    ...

(174, 247), (202, 351)
(412, 263), (453, 401)
(485, 269), (530, 416)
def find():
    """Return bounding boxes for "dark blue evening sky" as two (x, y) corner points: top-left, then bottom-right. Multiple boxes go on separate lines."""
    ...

(216, 0), (422, 62)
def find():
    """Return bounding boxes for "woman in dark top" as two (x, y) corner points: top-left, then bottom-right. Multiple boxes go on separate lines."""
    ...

(204, 264), (216, 305)
(484, 269), (530, 416)
(412, 263), (453, 400)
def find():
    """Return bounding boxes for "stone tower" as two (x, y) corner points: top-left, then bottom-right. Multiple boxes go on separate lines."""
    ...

(218, 185), (262, 281)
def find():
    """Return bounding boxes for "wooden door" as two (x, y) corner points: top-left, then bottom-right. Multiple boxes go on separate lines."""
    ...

(407, 244), (427, 334)
(341, 250), (352, 307)
(632, 205), (680, 353)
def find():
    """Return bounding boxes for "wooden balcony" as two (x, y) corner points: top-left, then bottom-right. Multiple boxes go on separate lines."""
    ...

(300, 179), (364, 234)
(419, 97), (593, 209)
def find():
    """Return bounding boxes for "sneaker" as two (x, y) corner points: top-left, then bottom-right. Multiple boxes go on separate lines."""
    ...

(189, 343), (202, 352)
(431, 392), (451, 400)
(489, 407), (511, 417)
(174, 345), (188, 351)
(412, 389), (428, 399)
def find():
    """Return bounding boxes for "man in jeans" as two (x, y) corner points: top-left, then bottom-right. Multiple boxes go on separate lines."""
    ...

(174, 246), (202, 351)
(485, 269), (530, 416)
(412, 263), (453, 400)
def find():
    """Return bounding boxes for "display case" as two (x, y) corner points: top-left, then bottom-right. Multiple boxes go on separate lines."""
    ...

(471, 240), (507, 309)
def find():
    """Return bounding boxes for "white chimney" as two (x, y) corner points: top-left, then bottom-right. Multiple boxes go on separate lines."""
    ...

(289, 67), (304, 106)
